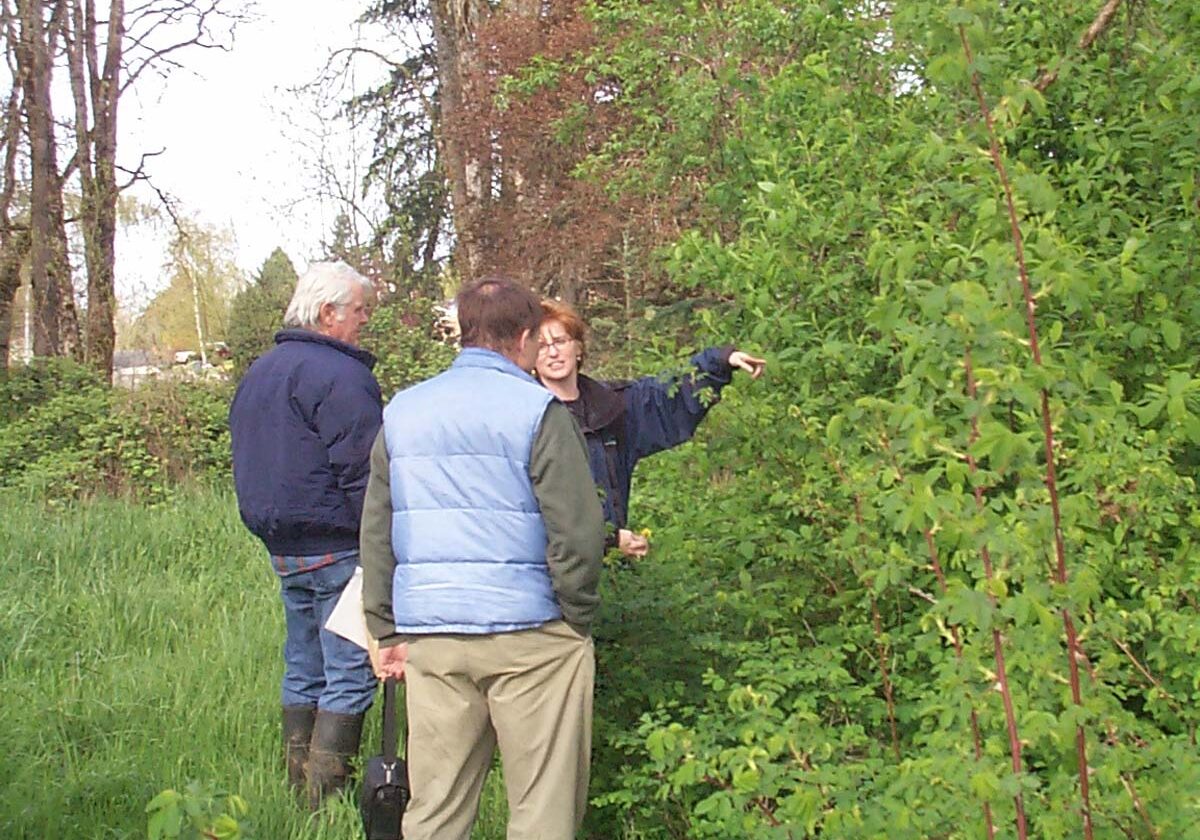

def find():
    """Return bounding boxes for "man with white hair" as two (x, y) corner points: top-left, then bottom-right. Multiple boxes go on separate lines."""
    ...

(229, 260), (381, 808)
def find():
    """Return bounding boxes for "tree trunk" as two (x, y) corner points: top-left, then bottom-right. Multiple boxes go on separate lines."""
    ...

(0, 282), (12, 365)
(0, 229), (29, 366)
(430, 0), (492, 283)
(1, 3), (25, 367)
(495, 0), (542, 288)
(15, 0), (79, 359)
(67, 0), (123, 378)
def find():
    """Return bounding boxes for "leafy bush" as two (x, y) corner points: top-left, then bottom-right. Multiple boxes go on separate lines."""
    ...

(146, 783), (251, 840)
(0, 356), (106, 424)
(562, 1), (1200, 837)
(360, 296), (457, 397)
(0, 360), (231, 502)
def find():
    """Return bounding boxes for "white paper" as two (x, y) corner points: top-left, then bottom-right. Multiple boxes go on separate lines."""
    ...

(325, 565), (370, 650)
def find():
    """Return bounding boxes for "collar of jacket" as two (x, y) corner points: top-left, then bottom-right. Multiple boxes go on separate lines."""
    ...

(571, 374), (626, 435)
(454, 346), (540, 384)
(273, 328), (377, 369)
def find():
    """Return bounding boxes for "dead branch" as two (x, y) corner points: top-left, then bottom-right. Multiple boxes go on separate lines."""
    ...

(120, 0), (243, 93)
(330, 45), (437, 125)
(114, 148), (164, 190)
(1032, 0), (1123, 92)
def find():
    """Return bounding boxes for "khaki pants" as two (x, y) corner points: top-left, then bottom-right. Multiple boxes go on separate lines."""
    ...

(401, 621), (594, 840)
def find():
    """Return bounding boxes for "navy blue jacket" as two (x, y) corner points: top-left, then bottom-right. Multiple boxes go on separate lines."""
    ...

(229, 329), (383, 556)
(563, 346), (734, 536)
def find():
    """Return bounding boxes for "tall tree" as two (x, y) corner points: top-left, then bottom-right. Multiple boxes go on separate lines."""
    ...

(346, 1), (652, 306)
(63, 0), (243, 378)
(301, 1), (448, 297)
(428, 0), (546, 282)
(226, 245), (296, 376)
(0, 1), (27, 365)
(338, 0), (552, 287)
(13, 0), (79, 358)
(2, 0), (242, 374)
(64, 0), (123, 378)
(126, 216), (240, 357)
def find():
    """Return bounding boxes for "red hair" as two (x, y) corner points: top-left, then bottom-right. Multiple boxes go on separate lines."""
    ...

(540, 299), (587, 368)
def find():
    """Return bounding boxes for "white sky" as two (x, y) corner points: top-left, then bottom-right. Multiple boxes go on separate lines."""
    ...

(115, 0), (393, 310)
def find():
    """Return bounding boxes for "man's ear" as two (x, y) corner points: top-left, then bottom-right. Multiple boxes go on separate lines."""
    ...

(318, 301), (337, 328)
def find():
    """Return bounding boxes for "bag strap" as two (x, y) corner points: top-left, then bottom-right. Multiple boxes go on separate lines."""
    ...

(382, 678), (399, 763)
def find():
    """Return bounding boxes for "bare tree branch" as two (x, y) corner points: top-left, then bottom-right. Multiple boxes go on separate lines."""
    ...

(114, 147), (163, 190)
(120, 0), (244, 93)
(1032, 0), (1123, 93)
(329, 45), (437, 125)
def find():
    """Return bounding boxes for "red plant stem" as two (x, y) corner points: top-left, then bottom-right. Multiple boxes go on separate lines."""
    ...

(870, 599), (902, 761)
(830, 457), (902, 760)
(881, 429), (994, 837)
(1110, 636), (1184, 712)
(1120, 774), (1160, 839)
(924, 529), (997, 839)
(965, 351), (1029, 840)
(702, 775), (783, 827)
(959, 26), (1094, 839)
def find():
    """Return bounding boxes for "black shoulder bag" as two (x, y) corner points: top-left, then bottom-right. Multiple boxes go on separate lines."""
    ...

(360, 678), (410, 840)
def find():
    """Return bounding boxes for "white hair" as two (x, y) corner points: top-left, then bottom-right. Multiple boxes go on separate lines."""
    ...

(283, 261), (373, 328)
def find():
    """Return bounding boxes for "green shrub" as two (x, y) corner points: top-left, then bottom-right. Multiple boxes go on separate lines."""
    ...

(568, 1), (1200, 837)
(360, 297), (457, 397)
(0, 363), (231, 502)
(146, 783), (252, 840)
(0, 356), (105, 424)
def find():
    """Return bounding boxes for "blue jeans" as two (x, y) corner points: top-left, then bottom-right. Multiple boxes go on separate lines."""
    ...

(278, 555), (376, 714)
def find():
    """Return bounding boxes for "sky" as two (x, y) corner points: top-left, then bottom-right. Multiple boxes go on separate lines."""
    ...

(115, 0), (392, 310)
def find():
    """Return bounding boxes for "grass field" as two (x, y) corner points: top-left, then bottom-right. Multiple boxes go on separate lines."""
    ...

(0, 487), (508, 839)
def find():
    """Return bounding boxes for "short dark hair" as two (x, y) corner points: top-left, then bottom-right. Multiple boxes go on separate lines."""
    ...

(456, 276), (541, 352)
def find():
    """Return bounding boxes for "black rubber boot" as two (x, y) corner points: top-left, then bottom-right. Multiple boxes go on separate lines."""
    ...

(282, 705), (317, 793)
(306, 710), (365, 810)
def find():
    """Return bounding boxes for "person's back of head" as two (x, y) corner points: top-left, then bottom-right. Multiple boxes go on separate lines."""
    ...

(456, 276), (542, 363)
(283, 261), (373, 345)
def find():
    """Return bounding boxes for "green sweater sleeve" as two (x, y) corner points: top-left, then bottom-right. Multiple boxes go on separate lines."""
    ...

(530, 400), (606, 633)
(360, 429), (403, 647)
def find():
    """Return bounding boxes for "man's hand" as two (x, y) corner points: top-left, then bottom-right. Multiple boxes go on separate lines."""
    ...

(618, 528), (650, 557)
(729, 350), (766, 379)
(373, 641), (408, 680)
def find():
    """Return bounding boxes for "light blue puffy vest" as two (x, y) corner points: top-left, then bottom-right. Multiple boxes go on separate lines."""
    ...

(382, 347), (561, 634)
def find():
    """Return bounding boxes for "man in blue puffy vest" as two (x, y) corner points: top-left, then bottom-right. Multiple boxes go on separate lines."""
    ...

(228, 260), (380, 808)
(360, 276), (605, 840)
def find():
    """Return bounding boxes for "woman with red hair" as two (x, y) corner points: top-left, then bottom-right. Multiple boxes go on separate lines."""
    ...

(536, 299), (765, 556)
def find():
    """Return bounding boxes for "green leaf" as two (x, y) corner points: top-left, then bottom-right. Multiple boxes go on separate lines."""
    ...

(948, 586), (993, 632)
(970, 770), (1000, 800)
(1134, 398), (1165, 425)
(147, 809), (169, 840)
(210, 815), (240, 839)
(826, 414), (844, 444)
(1167, 395), (1188, 423)
(1162, 319), (1182, 351)
(946, 8), (976, 26)
(145, 790), (179, 813)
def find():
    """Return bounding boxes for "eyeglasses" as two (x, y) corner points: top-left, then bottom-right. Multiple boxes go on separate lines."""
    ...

(537, 335), (574, 354)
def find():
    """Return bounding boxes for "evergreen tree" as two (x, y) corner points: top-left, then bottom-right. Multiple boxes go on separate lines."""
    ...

(226, 247), (297, 377)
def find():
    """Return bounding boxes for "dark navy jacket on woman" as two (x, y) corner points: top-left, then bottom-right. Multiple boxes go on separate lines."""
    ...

(562, 346), (735, 538)
(229, 329), (383, 558)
